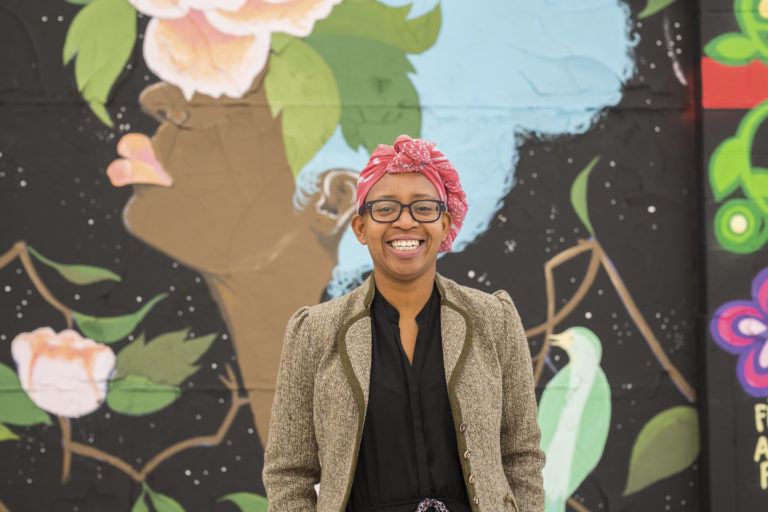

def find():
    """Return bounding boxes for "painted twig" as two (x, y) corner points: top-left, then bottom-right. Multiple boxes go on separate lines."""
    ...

(527, 238), (696, 402)
(0, 241), (73, 329)
(59, 364), (248, 482)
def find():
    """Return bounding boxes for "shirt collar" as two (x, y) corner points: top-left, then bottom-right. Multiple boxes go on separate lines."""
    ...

(372, 280), (439, 326)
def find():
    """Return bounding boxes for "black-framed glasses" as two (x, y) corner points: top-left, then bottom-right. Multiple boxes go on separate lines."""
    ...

(359, 199), (446, 223)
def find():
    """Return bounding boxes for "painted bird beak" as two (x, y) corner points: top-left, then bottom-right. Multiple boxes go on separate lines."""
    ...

(548, 332), (568, 348)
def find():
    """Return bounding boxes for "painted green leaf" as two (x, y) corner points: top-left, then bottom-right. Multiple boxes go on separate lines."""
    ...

(638, 0), (677, 19)
(0, 364), (51, 426)
(73, 292), (168, 344)
(704, 33), (759, 66)
(131, 490), (149, 512)
(147, 489), (186, 512)
(623, 405), (699, 496)
(106, 375), (181, 416)
(310, 0), (441, 54)
(27, 245), (121, 285)
(62, 0), (136, 127)
(217, 492), (268, 512)
(115, 328), (217, 386)
(0, 423), (20, 442)
(708, 137), (748, 201)
(570, 156), (600, 237)
(307, 34), (421, 152)
(265, 35), (341, 177)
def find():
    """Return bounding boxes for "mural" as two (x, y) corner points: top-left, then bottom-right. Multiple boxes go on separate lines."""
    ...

(702, 0), (768, 507)
(0, 0), (707, 510)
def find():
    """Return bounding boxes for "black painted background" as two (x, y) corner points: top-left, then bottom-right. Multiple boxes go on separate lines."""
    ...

(0, 0), (708, 510)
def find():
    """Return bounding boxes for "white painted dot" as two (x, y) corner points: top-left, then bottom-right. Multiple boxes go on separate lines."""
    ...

(585, 312), (592, 319)
(730, 214), (748, 234)
(136, 296), (142, 302)
(647, 205), (656, 213)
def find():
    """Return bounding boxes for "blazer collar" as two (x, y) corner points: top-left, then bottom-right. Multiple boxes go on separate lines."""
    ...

(335, 272), (473, 421)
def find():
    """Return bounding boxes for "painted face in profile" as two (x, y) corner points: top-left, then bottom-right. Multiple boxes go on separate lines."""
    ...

(352, 172), (452, 282)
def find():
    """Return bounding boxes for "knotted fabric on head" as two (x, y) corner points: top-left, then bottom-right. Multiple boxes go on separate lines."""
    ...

(356, 134), (467, 252)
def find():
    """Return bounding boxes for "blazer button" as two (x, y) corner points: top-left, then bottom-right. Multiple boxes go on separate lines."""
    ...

(463, 449), (471, 460)
(468, 473), (475, 484)
(459, 422), (468, 432)
(473, 496), (480, 505)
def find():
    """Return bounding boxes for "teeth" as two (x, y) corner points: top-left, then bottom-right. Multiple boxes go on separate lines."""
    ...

(389, 240), (421, 251)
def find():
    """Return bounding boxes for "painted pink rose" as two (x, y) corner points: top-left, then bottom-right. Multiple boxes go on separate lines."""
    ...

(129, 0), (341, 100)
(11, 327), (116, 418)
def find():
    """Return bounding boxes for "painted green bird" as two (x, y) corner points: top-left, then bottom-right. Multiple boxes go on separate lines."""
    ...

(538, 326), (612, 512)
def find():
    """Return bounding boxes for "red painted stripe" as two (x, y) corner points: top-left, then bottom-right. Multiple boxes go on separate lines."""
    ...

(701, 57), (768, 109)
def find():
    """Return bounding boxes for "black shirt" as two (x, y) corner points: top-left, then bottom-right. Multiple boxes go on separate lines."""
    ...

(346, 282), (471, 512)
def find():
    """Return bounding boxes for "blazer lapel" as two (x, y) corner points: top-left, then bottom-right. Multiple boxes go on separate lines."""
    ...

(336, 274), (375, 424)
(435, 273), (473, 391)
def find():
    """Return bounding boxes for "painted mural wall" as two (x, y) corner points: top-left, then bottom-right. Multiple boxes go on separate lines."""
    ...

(0, 0), (710, 510)
(701, 0), (768, 509)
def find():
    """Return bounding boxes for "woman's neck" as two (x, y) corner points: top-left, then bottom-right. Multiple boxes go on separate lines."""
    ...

(372, 266), (437, 318)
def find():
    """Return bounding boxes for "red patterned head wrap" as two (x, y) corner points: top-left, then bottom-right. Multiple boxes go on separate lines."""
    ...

(356, 134), (467, 252)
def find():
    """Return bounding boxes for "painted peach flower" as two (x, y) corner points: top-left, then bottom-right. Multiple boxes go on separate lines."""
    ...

(11, 328), (116, 418)
(130, 0), (341, 100)
(107, 132), (173, 187)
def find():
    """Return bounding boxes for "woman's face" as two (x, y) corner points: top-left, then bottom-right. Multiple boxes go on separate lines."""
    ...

(351, 172), (452, 282)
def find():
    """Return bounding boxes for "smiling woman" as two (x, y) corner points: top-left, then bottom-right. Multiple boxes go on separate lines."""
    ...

(263, 135), (545, 512)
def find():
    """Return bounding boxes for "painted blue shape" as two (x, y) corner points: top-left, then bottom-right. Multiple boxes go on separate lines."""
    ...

(296, 0), (636, 296)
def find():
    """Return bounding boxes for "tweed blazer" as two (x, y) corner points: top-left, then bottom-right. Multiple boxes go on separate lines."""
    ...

(262, 272), (545, 512)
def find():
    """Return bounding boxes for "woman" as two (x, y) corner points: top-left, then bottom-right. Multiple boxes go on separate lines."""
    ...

(263, 135), (545, 512)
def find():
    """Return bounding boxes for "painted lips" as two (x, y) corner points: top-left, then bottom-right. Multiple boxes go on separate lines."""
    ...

(106, 133), (173, 187)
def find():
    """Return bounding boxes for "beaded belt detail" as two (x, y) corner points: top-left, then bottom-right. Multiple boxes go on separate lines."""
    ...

(415, 498), (449, 512)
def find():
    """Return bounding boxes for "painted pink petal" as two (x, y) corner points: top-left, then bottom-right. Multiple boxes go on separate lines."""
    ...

(106, 133), (173, 187)
(742, 349), (768, 395)
(129, 0), (188, 18)
(183, 0), (247, 11)
(143, 10), (270, 100)
(713, 301), (765, 351)
(205, 0), (341, 37)
(753, 267), (768, 315)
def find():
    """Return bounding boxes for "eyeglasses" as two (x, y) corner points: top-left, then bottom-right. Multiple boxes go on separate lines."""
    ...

(360, 199), (446, 223)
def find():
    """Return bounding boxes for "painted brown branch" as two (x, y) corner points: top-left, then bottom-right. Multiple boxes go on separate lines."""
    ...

(0, 241), (73, 329)
(527, 237), (696, 403)
(532, 238), (601, 386)
(58, 416), (73, 483)
(138, 365), (249, 478)
(593, 244), (696, 402)
(567, 497), (590, 512)
(61, 365), (248, 482)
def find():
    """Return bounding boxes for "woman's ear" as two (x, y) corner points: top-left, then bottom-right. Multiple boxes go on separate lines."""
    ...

(441, 210), (453, 240)
(351, 213), (367, 245)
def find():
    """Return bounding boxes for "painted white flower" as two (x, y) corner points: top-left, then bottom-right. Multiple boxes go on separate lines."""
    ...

(11, 327), (116, 418)
(130, 0), (342, 100)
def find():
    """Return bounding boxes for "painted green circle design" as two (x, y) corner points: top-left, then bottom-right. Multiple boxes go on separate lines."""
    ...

(714, 198), (767, 253)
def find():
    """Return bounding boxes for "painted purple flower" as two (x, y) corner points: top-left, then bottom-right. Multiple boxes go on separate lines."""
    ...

(711, 267), (768, 397)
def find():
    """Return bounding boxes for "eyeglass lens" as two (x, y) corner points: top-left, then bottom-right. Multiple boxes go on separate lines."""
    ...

(370, 200), (441, 222)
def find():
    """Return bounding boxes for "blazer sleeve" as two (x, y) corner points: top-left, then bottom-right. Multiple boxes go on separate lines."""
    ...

(262, 306), (321, 511)
(493, 290), (546, 512)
